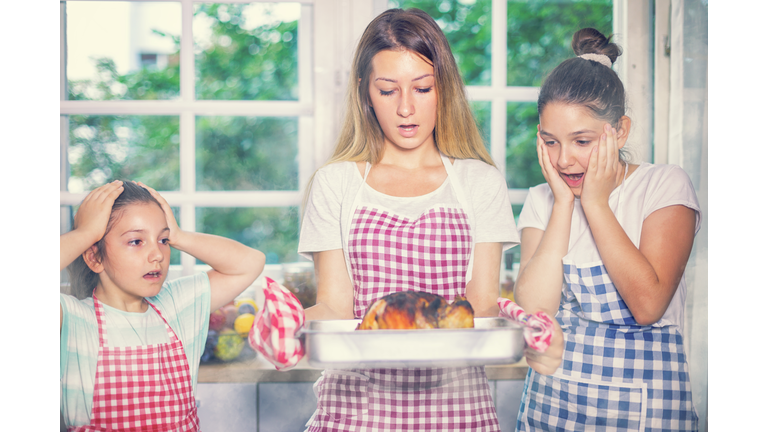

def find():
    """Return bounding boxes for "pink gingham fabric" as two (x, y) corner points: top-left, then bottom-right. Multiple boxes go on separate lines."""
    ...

(248, 277), (305, 371)
(307, 203), (500, 432)
(497, 297), (554, 352)
(75, 295), (200, 431)
(350, 206), (473, 316)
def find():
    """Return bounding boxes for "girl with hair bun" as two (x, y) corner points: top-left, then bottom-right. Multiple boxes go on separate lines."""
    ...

(512, 28), (700, 431)
(60, 180), (266, 430)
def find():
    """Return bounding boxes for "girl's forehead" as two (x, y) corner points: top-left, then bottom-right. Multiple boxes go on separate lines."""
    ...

(370, 49), (434, 76)
(110, 202), (166, 232)
(542, 103), (601, 124)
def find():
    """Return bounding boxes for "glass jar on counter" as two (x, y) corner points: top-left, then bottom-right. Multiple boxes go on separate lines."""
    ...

(282, 262), (316, 309)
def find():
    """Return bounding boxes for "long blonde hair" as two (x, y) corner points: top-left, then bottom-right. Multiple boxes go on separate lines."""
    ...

(329, 7), (491, 166)
(302, 8), (493, 212)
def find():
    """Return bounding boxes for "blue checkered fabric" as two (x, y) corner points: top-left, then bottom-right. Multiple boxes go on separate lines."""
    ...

(516, 263), (698, 431)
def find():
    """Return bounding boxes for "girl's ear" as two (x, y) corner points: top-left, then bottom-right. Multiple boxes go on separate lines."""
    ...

(616, 116), (632, 149)
(83, 246), (104, 274)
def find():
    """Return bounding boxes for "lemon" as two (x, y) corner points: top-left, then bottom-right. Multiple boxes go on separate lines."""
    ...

(234, 313), (255, 336)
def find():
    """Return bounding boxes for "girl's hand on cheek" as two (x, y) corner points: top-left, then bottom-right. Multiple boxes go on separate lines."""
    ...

(75, 180), (124, 242)
(135, 181), (182, 244)
(581, 124), (622, 210)
(536, 127), (574, 205)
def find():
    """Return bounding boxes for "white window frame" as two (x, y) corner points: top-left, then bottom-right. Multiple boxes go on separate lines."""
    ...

(60, 0), (321, 277)
(60, 0), (631, 275)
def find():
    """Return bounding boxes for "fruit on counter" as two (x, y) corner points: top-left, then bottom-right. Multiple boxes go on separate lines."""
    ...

(234, 313), (255, 336)
(201, 329), (219, 362)
(235, 298), (258, 315)
(213, 329), (245, 361)
(222, 305), (238, 329)
(209, 309), (226, 332)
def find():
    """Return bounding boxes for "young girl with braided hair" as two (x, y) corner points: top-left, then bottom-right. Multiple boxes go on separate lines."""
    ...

(512, 27), (700, 431)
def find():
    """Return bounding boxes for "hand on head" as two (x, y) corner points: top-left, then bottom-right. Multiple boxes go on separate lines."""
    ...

(74, 180), (125, 243)
(133, 181), (181, 245)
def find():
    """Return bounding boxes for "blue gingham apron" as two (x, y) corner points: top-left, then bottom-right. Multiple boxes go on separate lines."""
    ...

(516, 166), (698, 432)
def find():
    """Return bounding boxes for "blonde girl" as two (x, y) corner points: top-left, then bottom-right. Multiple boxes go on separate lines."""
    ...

(297, 8), (562, 431)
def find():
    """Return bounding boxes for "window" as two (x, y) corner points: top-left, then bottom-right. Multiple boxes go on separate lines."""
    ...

(60, 1), (315, 281)
(60, 0), (612, 279)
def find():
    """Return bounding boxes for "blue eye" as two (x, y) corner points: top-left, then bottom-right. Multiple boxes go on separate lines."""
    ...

(160, 238), (170, 245)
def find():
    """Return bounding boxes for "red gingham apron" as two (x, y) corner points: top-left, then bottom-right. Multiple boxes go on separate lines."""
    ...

(71, 294), (200, 432)
(306, 156), (500, 431)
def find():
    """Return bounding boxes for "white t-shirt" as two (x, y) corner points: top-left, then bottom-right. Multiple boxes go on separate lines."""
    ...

(517, 162), (701, 330)
(299, 158), (520, 261)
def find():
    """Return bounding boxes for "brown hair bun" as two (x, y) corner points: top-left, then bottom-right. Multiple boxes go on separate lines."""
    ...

(571, 27), (622, 65)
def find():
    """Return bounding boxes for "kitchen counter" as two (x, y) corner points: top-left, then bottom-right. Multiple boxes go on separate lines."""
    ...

(198, 354), (530, 383)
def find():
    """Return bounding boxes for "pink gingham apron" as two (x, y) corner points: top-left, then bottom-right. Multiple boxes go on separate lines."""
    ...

(71, 294), (200, 431)
(306, 155), (500, 431)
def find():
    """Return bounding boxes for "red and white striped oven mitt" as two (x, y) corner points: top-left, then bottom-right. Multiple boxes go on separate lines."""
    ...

(497, 297), (554, 353)
(248, 277), (305, 370)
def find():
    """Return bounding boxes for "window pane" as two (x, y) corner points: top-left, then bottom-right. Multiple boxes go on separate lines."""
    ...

(507, 0), (612, 87)
(65, 1), (181, 101)
(67, 115), (180, 193)
(471, 101), (491, 151)
(196, 207), (299, 264)
(195, 116), (298, 191)
(505, 102), (543, 189)
(388, 0), (492, 86)
(194, 3), (300, 101)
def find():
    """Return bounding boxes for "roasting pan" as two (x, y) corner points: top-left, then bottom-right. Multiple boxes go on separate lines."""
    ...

(296, 317), (525, 369)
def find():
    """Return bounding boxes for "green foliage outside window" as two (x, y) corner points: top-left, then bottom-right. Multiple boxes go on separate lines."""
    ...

(195, 3), (298, 101)
(66, 4), (301, 264)
(65, 1), (611, 264)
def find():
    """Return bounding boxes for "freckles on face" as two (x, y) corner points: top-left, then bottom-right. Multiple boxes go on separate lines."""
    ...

(367, 49), (438, 151)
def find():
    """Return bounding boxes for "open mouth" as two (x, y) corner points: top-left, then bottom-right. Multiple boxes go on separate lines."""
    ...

(144, 271), (162, 279)
(397, 124), (419, 138)
(561, 172), (584, 187)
